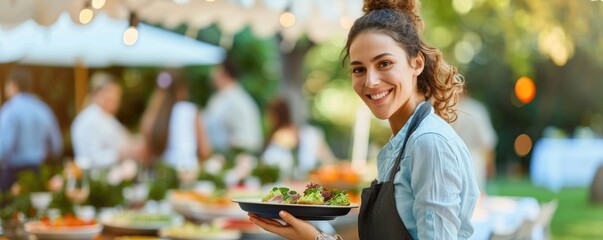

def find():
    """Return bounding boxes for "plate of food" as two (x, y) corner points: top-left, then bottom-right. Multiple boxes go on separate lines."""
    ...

(233, 183), (358, 221)
(24, 215), (102, 240)
(101, 211), (183, 235)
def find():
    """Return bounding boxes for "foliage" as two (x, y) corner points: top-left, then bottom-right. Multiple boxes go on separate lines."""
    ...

(0, 191), (30, 220)
(48, 190), (73, 216)
(0, 165), (61, 219)
(184, 25), (281, 109)
(197, 170), (226, 191)
(228, 27), (282, 108)
(348, 0), (603, 172)
(147, 164), (179, 201)
(16, 165), (61, 193)
(86, 171), (131, 209)
(251, 163), (280, 185)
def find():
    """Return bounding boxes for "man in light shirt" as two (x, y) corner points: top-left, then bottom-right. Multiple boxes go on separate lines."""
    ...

(204, 58), (263, 154)
(451, 95), (498, 192)
(71, 72), (134, 169)
(0, 67), (63, 192)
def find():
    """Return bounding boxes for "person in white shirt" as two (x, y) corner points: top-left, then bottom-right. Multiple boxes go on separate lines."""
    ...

(140, 70), (212, 169)
(261, 98), (336, 181)
(71, 72), (135, 169)
(203, 58), (263, 154)
(450, 94), (498, 192)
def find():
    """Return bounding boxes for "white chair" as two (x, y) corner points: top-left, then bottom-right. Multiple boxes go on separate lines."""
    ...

(489, 199), (558, 240)
(530, 199), (558, 240)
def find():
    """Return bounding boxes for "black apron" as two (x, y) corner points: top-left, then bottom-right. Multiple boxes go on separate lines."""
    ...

(358, 102), (431, 240)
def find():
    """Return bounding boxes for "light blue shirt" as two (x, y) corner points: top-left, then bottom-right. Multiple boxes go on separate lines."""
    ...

(203, 84), (263, 153)
(0, 93), (63, 167)
(377, 102), (479, 239)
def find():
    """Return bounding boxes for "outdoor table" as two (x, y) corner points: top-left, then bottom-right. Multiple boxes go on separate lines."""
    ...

(470, 196), (541, 240)
(531, 138), (603, 192)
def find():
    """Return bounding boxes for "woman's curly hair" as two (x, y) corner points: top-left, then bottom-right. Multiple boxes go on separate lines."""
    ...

(343, 0), (464, 122)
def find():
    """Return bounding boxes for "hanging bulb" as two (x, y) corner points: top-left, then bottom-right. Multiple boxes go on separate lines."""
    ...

(79, 8), (94, 24)
(123, 27), (139, 45)
(123, 12), (139, 46)
(280, 11), (295, 27)
(91, 0), (105, 9)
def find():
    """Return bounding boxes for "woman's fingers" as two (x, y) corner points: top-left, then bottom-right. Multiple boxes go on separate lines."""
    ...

(249, 214), (292, 237)
(248, 211), (321, 240)
(278, 211), (322, 239)
(248, 213), (285, 227)
(278, 211), (303, 227)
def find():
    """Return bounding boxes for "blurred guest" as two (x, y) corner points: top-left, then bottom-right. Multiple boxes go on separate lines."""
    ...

(71, 72), (136, 169)
(0, 67), (63, 192)
(451, 94), (497, 192)
(140, 70), (212, 169)
(261, 98), (337, 180)
(203, 57), (263, 153)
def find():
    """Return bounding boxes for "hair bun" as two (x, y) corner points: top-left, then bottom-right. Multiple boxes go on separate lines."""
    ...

(362, 0), (419, 14)
(362, 0), (423, 31)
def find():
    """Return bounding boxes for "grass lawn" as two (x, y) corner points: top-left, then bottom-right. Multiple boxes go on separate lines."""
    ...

(486, 177), (603, 240)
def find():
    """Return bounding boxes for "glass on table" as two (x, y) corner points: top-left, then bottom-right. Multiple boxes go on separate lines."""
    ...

(30, 192), (53, 219)
(74, 205), (96, 223)
(65, 169), (90, 206)
(176, 161), (200, 190)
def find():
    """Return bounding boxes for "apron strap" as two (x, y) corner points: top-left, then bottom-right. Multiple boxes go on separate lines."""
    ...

(388, 101), (432, 182)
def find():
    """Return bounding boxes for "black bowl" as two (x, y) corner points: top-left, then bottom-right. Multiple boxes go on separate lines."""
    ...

(233, 198), (358, 221)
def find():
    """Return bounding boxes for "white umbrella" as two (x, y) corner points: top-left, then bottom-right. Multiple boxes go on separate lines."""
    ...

(0, 12), (225, 67)
(0, 0), (364, 44)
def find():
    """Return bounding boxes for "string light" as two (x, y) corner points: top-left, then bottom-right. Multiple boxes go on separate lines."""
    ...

(280, 11), (295, 27)
(91, 0), (105, 9)
(79, 3), (94, 24)
(123, 12), (139, 46)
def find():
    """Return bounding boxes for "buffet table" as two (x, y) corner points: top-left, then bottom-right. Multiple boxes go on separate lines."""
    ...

(5, 196), (550, 240)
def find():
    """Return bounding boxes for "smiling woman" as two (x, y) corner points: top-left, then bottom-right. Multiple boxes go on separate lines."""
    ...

(248, 0), (479, 239)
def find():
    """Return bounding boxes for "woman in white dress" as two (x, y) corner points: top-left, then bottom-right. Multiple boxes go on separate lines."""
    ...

(140, 70), (212, 169)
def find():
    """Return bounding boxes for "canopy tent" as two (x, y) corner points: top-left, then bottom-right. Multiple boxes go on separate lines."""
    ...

(0, 0), (363, 44)
(0, 12), (225, 67)
(0, 11), (225, 112)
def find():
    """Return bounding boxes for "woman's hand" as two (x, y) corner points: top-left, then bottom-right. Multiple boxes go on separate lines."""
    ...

(248, 211), (321, 240)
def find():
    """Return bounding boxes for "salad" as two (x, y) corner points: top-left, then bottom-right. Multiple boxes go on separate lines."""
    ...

(107, 211), (179, 228)
(261, 183), (350, 206)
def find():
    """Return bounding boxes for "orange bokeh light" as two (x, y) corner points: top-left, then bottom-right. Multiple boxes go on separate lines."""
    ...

(514, 133), (533, 157)
(515, 77), (536, 104)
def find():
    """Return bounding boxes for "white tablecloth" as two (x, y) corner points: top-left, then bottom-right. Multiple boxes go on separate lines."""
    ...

(470, 196), (540, 240)
(530, 138), (603, 192)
